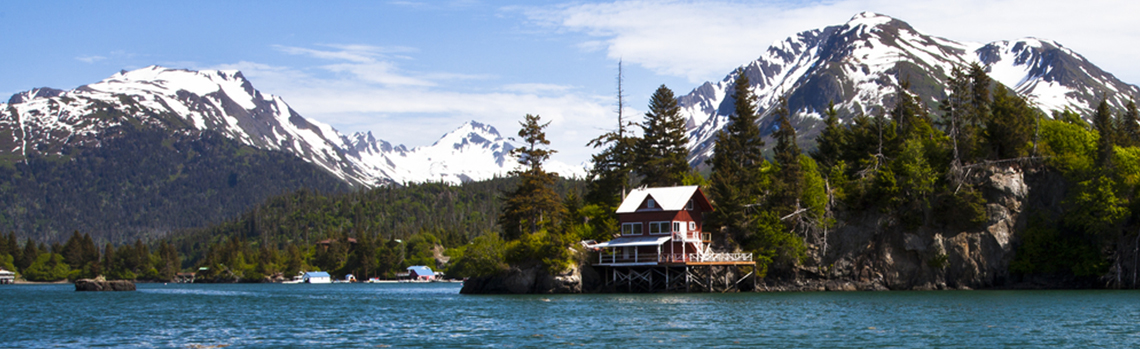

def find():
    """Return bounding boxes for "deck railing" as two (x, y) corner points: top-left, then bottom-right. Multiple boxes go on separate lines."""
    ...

(595, 249), (754, 265)
(598, 253), (661, 264)
(688, 252), (753, 263)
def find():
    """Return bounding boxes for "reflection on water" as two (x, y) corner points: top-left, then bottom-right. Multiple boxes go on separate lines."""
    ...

(3, 283), (1140, 347)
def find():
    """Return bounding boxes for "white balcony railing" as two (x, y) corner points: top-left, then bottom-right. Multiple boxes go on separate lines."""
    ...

(688, 252), (753, 263)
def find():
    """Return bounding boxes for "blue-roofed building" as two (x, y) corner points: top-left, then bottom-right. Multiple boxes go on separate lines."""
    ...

(407, 266), (435, 281)
(302, 271), (332, 284)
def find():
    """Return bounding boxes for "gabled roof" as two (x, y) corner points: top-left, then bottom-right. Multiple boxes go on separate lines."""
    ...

(616, 185), (709, 214)
(304, 271), (330, 278)
(407, 266), (434, 276)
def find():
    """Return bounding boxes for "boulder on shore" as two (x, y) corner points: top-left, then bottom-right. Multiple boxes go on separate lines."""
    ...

(461, 262), (601, 294)
(75, 278), (136, 291)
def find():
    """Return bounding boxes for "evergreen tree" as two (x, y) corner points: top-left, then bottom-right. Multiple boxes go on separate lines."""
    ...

(284, 244), (303, 276)
(18, 239), (38, 272)
(943, 63), (991, 164)
(1093, 98), (1116, 169)
(499, 114), (564, 240)
(1119, 100), (1140, 147)
(7, 234), (19, 265)
(890, 79), (929, 140)
(102, 243), (116, 278)
(81, 233), (100, 269)
(986, 85), (1036, 159)
(61, 231), (85, 267)
(634, 84), (690, 187)
(811, 101), (847, 170)
(709, 68), (766, 243)
(585, 61), (638, 210)
(771, 97), (803, 215)
(157, 240), (180, 281)
(353, 233), (378, 279)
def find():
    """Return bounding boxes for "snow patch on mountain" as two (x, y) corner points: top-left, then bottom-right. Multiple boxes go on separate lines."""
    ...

(678, 12), (1140, 166)
(1, 66), (585, 187)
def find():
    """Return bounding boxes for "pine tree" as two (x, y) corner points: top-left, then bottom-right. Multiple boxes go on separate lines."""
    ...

(62, 231), (84, 267)
(81, 233), (99, 268)
(7, 234), (19, 265)
(586, 61), (638, 210)
(634, 84), (690, 187)
(986, 85), (1036, 159)
(499, 114), (564, 240)
(18, 239), (38, 272)
(102, 243), (116, 278)
(709, 68), (766, 242)
(1093, 98), (1116, 169)
(811, 101), (847, 170)
(1119, 100), (1140, 147)
(771, 97), (803, 215)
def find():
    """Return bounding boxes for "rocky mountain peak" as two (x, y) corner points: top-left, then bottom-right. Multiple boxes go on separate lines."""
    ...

(678, 13), (1140, 168)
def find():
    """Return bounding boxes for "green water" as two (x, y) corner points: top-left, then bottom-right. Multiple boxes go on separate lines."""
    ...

(2, 283), (1139, 347)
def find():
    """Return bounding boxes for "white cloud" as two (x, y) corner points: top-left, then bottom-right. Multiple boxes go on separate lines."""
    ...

(501, 83), (576, 94)
(210, 45), (614, 166)
(521, 0), (1140, 84)
(75, 55), (106, 64)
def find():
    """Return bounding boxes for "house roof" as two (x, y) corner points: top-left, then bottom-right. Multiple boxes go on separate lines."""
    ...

(407, 266), (434, 276)
(616, 185), (706, 214)
(304, 271), (330, 278)
(593, 235), (672, 248)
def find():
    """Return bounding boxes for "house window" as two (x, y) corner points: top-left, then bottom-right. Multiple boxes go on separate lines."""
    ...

(686, 199), (694, 210)
(649, 221), (672, 234)
(647, 199), (656, 209)
(622, 222), (643, 235)
(689, 221), (697, 231)
(673, 221), (681, 233)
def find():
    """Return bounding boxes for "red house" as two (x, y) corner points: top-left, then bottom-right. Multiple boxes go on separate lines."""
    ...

(589, 185), (752, 266)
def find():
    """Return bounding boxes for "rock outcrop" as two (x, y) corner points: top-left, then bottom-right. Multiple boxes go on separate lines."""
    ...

(460, 261), (602, 294)
(75, 278), (136, 291)
(788, 164), (1066, 290)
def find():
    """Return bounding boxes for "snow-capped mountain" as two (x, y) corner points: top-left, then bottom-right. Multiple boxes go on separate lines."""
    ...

(344, 121), (518, 184)
(0, 66), (582, 187)
(680, 12), (1140, 166)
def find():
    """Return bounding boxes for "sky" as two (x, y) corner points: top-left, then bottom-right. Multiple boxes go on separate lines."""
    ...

(3, 0), (1139, 166)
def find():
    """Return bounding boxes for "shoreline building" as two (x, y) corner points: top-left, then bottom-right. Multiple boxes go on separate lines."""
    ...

(583, 186), (756, 292)
(0, 268), (14, 284)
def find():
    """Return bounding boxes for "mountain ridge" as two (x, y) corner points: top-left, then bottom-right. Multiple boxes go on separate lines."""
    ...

(1, 66), (585, 188)
(678, 12), (1140, 167)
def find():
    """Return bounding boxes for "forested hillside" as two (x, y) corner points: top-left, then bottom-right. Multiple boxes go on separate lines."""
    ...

(0, 123), (350, 244)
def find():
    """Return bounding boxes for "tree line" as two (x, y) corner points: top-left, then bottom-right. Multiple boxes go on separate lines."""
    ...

(0, 231), (179, 282)
(4, 61), (1139, 285)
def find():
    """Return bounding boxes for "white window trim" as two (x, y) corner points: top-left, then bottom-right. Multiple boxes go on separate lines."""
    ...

(649, 221), (672, 235)
(622, 222), (643, 235)
(689, 221), (697, 231)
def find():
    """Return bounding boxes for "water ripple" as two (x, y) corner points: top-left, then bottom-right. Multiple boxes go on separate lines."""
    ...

(4, 284), (1140, 347)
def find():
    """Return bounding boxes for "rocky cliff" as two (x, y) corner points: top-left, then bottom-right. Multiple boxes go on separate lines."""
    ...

(768, 164), (1079, 291)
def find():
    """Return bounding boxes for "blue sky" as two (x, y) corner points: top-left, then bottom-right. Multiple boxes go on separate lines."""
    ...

(3, 0), (1138, 166)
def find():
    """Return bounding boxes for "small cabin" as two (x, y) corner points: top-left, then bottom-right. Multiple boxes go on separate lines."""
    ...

(0, 268), (14, 284)
(588, 185), (752, 266)
(407, 266), (436, 281)
(302, 271), (332, 284)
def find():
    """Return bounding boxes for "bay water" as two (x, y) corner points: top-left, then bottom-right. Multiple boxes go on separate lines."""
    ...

(2, 283), (1139, 347)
